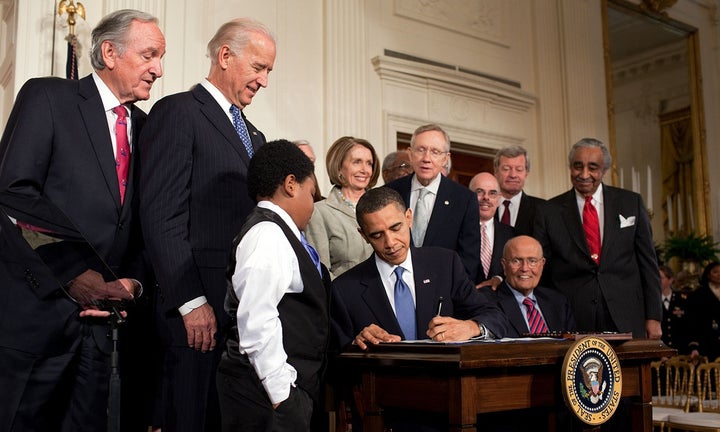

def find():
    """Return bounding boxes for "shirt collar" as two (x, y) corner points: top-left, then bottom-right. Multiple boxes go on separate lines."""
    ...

(375, 248), (414, 280)
(257, 200), (302, 241)
(92, 72), (124, 112)
(411, 173), (441, 195)
(201, 79), (234, 122)
(575, 183), (604, 205)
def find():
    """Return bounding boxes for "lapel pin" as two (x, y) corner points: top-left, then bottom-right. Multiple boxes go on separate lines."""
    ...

(423, 279), (431, 284)
(444, 200), (449, 205)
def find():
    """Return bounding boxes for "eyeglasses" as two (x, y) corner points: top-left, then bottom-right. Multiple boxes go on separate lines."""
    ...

(391, 162), (412, 171)
(410, 146), (448, 160)
(475, 189), (499, 199)
(504, 257), (544, 269)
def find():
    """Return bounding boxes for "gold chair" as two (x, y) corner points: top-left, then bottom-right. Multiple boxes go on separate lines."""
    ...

(654, 357), (697, 432)
(667, 362), (720, 431)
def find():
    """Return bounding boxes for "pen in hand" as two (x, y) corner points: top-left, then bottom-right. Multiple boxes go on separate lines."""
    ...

(436, 296), (444, 316)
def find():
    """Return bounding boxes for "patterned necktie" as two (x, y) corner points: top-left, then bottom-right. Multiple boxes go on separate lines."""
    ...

(393, 266), (416, 340)
(112, 106), (130, 204)
(301, 233), (322, 276)
(500, 200), (511, 225)
(523, 297), (548, 334)
(663, 297), (670, 311)
(480, 223), (491, 278)
(412, 188), (431, 246)
(229, 105), (254, 158)
(583, 196), (601, 264)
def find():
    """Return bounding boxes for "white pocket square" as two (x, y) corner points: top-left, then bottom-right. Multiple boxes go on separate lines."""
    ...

(619, 215), (636, 228)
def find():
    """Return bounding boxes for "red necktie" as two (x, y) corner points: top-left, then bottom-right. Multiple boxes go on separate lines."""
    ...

(500, 200), (511, 225)
(113, 106), (130, 204)
(583, 196), (601, 264)
(523, 297), (548, 334)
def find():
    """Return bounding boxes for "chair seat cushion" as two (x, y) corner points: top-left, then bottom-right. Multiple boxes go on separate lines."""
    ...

(667, 412), (720, 427)
(653, 407), (685, 422)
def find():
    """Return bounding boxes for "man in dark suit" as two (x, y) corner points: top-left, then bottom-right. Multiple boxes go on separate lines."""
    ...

(331, 187), (507, 350)
(534, 138), (662, 339)
(494, 145), (545, 236)
(385, 124), (480, 279)
(487, 236), (575, 337)
(0, 9), (165, 431)
(138, 18), (275, 432)
(468, 172), (515, 289)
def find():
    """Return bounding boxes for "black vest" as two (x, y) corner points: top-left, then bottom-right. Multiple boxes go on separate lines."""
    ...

(223, 206), (330, 400)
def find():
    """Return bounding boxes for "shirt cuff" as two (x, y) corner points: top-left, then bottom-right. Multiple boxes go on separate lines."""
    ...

(492, 275), (503, 282)
(261, 363), (297, 405)
(178, 296), (208, 316)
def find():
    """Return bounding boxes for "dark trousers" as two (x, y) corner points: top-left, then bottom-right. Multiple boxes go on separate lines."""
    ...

(0, 324), (110, 432)
(153, 344), (222, 432)
(216, 362), (314, 432)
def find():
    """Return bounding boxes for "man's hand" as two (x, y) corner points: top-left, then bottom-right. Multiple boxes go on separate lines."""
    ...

(66, 269), (135, 307)
(427, 316), (481, 342)
(645, 319), (662, 340)
(182, 303), (217, 352)
(353, 324), (400, 350)
(475, 277), (501, 291)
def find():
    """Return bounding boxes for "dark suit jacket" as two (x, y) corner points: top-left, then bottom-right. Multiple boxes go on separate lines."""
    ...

(138, 84), (265, 345)
(488, 282), (576, 338)
(513, 192), (545, 237)
(0, 75), (146, 352)
(533, 185), (662, 337)
(330, 247), (508, 349)
(385, 175), (480, 279)
(476, 219), (515, 283)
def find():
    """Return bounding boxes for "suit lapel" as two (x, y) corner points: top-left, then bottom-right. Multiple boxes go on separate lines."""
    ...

(560, 190), (590, 260)
(535, 289), (561, 331)
(498, 283), (530, 335)
(600, 185), (620, 265)
(77, 76), (121, 209)
(359, 259), (404, 336)
(423, 176), (450, 245)
(411, 250), (440, 332)
(192, 85), (252, 168)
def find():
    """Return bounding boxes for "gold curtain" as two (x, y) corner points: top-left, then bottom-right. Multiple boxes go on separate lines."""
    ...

(660, 107), (694, 235)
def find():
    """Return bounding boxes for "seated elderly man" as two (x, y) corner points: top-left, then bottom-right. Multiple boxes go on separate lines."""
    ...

(485, 235), (576, 337)
(331, 187), (508, 350)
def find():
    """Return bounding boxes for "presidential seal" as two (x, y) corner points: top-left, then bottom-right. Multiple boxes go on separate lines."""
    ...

(561, 336), (622, 425)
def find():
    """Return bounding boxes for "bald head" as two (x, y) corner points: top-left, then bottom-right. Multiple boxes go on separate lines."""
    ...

(501, 235), (545, 296)
(468, 172), (500, 222)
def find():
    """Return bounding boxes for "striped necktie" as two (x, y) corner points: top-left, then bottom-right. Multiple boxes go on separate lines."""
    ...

(523, 297), (548, 334)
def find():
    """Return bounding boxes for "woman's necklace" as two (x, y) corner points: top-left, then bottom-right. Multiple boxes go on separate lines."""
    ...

(336, 188), (356, 209)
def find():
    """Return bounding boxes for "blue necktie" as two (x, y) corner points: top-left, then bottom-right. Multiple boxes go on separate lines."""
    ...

(301, 233), (322, 276)
(229, 105), (254, 158)
(393, 266), (416, 340)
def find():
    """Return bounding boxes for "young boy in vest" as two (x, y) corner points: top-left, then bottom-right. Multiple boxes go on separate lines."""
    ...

(217, 139), (330, 432)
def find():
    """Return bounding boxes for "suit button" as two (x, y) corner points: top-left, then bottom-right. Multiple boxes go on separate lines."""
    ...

(591, 299), (598, 305)
(118, 223), (124, 230)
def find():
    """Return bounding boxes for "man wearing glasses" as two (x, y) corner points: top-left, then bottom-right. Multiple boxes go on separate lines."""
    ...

(468, 172), (516, 289)
(381, 151), (413, 183)
(385, 124), (480, 279)
(488, 235), (576, 338)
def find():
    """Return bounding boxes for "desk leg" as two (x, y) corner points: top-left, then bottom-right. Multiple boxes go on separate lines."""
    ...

(446, 376), (477, 432)
(631, 363), (653, 432)
(361, 372), (384, 432)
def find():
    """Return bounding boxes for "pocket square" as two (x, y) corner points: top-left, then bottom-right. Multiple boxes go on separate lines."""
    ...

(619, 215), (636, 228)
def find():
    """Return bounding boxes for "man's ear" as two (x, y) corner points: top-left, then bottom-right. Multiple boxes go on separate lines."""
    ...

(405, 208), (413, 229)
(218, 45), (232, 70)
(101, 40), (117, 70)
(357, 226), (370, 244)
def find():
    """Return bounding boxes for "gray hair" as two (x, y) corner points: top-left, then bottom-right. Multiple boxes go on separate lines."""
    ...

(90, 9), (159, 70)
(382, 151), (402, 172)
(494, 145), (530, 171)
(410, 124), (450, 152)
(207, 18), (275, 64)
(568, 138), (611, 173)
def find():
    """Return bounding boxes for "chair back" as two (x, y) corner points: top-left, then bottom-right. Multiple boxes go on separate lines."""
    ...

(655, 357), (696, 411)
(696, 362), (720, 413)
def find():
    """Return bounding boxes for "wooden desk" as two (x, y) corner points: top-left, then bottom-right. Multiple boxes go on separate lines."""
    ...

(335, 339), (674, 431)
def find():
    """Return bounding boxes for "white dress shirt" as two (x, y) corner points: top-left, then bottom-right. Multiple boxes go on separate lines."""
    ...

(375, 250), (417, 313)
(231, 201), (305, 404)
(409, 174), (441, 216)
(498, 191), (523, 227)
(92, 72), (133, 155)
